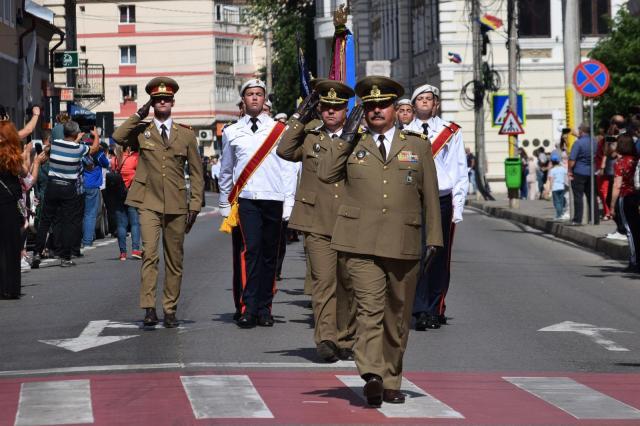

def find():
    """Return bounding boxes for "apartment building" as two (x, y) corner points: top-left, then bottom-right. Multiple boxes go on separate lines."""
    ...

(338, 0), (622, 188)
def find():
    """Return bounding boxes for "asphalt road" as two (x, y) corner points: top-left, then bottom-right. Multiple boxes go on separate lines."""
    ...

(2, 193), (639, 425)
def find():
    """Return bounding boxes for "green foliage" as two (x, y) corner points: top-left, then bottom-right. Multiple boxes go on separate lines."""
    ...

(589, 7), (640, 122)
(243, 0), (316, 116)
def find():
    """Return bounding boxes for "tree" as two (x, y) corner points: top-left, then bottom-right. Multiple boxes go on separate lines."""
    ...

(589, 7), (640, 122)
(243, 0), (316, 116)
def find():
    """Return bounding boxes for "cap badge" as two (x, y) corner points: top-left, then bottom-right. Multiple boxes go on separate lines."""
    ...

(356, 150), (366, 160)
(328, 88), (338, 99)
(370, 85), (381, 97)
(158, 83), (166, 92)
(313, 143), (321, 153)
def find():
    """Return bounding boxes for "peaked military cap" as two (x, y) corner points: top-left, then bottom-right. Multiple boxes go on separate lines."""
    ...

(355, 75), (404, 103)
(315, 80), (355, 105)
(146, 77), (179, 97)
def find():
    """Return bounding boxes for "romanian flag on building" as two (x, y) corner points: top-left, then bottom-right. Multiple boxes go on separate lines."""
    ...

(448, 52), (462, 64)
(480, 13), (503, 32)
(328, 7), (356, 111)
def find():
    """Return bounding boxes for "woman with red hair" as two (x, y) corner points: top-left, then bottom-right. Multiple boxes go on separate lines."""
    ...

(0, 121), (27, 298)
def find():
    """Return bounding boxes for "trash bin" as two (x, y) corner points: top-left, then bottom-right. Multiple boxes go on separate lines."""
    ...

(504, 157), (522, 190)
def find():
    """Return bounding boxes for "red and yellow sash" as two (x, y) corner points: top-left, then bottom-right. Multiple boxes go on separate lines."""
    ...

(219, 121), (287, 233)
(431, 122), (461, 158)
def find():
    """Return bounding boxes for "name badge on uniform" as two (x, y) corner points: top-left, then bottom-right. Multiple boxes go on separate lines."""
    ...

(355, 150), (367, 160)
(398, 150), (419, 163)
(144, 130), (151, 139)
(313, 143), (321, 153)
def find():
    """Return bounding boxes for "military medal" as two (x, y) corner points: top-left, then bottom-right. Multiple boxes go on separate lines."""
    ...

(356, 150), (366, 160)
(313, 143), (321, 153)
(406, 171), (414, 184)
(144, 130), (151, 139)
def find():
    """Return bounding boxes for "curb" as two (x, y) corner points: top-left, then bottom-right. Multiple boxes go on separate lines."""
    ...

(467, 200), (629, 261)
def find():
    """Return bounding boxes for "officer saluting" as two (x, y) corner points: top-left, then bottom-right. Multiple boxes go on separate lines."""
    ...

(112, 77), (204, 328)
(277, 80), (357, 362)
(406, 84), (468, 331)
(318, 76), (443, 406)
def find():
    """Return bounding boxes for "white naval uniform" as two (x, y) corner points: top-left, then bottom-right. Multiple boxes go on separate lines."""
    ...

(218, 113), (297, 216)
(407, 116), (468, 222)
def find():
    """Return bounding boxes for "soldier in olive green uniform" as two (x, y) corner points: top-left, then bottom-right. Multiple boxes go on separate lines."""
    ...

(277, 80), (357, 362)
(112, 77), (204, 328)
(317, 76), (443, 406)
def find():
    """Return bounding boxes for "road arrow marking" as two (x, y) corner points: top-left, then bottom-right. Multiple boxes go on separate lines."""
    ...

(539, 321), (632, 352)
(39, 320), (138, 352)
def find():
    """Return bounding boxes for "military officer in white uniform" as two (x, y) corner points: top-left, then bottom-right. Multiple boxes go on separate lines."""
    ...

(406, 84), (468, 331)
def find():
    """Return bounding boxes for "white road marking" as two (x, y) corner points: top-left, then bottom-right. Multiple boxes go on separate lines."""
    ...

(39, 320), (138, 352)
(0, 361), (357, 377)
(181, 375), (273, 419)
(539, 321), (632, 351)
(14, 379), (94, 426)
(337, 375), (464, 418)
(504, 377), (640, 419)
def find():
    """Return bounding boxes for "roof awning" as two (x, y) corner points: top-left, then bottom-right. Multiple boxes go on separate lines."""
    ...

(25, 0), (54, 24)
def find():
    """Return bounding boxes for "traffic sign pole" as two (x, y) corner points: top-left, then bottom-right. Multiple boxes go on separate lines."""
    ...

(589, 99), (595, 225)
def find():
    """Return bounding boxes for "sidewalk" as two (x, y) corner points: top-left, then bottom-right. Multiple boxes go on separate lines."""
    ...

(466, 195), (630, 261)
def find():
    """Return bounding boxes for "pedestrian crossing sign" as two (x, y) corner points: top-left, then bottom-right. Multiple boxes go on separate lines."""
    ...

(492, 93), (525, 127)
(499, 110), (525, 135)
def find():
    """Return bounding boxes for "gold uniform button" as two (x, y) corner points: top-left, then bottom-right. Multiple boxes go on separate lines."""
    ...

(383, 194), (388, 199)
(334, 194), (339, 199)
(334, 183), (339, 187)
(383, 165), (388, 170)
(162, 156), (166, 160)
(382, 208), (387, 214)
(338, 143), (343, 148)
(302, 197), (306, 201)
(162, 165), (166, 169)
(383, 179), (388, 184)
(162, 173), (166, 177)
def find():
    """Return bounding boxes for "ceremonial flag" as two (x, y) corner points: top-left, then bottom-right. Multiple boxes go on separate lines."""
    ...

(296, 34), (313, 98)
(448, 52), (462, 64)
(328, 11), (356, 110)
(480, 13), (503, 32)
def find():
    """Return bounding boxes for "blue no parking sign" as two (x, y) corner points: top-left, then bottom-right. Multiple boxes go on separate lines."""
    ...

(573, 60), (610, 97)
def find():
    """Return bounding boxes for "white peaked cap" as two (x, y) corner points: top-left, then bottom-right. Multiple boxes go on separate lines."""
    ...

(411, 84), (440, 103)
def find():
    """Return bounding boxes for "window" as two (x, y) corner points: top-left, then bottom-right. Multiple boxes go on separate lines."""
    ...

(216, 38), (234, 73)
(412, 0), (439, 55)
(80, 46), (86, 53)
(215, 4), (241, 24)
(1, 0), (14, 27)
(580, 0), (610, 36)
(119, 5), (135, 23)
(120, 45), (136, 64)
(518, 0), (551, 37)
(372, 2), (399, 60)
(216, 75), (236, 103)
(120, 85), (137, 102)
(235, 43), (252, 65)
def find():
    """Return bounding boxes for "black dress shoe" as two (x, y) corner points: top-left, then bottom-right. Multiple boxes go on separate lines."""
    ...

(426, 314), (441, 329)
(143, 308), (158, 326)
(317, 340), (339, 362)
(438, 314), (448, 325)
(337, 347), (354, 361)
(415, 312), (429, 331)
(258, 314), (274, 327)
(233, 311), (241, 322)
(163, 312), (178, 328)
(60, 259), (76, 267)
(237, 313), (257, 329)
(31, 254), (41, 269)
(383, 389), (406, 404)
(363, 375), (383, 407)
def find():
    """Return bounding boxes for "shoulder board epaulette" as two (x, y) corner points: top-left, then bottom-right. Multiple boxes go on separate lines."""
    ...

(177, 123), (193, 130)
(402, 129), (428, 140)
(144, 121), (153, 129)
(305, 128), (321, 135)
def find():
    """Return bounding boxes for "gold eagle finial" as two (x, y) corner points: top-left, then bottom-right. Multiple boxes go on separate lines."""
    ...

(333, 3), (349, 26)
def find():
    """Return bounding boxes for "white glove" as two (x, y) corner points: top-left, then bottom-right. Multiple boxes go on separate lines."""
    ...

(282, 205), (293, 221)
(452, 209), (463, 224)
(219, 203), (231, 218)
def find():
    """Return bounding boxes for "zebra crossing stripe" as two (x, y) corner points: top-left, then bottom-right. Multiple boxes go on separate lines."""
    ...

(337, 375), (464, 418)
(14, 379), (94, 426)
(504, 377), (640, 419)
(180, 375), (273, 419)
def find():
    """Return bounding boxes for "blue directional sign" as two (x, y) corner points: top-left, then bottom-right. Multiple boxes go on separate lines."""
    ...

(491, 93), (525, 127)
(573, 60), (610, 98)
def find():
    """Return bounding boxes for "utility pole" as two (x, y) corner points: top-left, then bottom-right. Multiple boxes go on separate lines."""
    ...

(507, 0), (519, 208)
(472, 0), (490, 200)
(265, 29), (273, 94)
(563, 0), (583, 145)
(64, 0), (77, 90)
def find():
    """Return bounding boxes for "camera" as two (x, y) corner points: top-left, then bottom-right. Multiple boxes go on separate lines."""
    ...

(73, 114), (97, 133)
(605, 135), (617, 143)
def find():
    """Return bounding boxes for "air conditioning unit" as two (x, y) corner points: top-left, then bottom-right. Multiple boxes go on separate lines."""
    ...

(198, 129), (213, 141)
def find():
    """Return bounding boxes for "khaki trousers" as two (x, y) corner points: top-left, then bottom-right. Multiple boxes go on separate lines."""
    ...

(341, 253), (419, 390)
(138, 208), (186, 314)
(305, 233), (356, 349)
